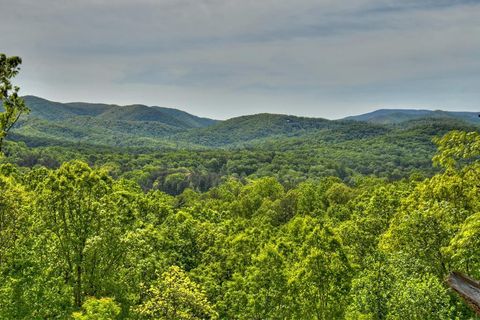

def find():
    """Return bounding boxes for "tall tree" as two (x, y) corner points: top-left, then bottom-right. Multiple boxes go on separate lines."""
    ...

(0, 54), (28, 152)
(34, 161), (116, 307)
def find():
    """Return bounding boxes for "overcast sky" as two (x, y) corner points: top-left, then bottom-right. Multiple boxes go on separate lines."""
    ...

(1, 0), (479, 119)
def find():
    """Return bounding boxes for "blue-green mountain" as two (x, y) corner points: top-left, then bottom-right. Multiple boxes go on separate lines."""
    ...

(10, 96), (479, 149)
(345, 109), (479, 125)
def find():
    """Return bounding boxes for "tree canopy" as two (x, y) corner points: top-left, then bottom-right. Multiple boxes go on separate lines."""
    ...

(0, 129), (479, 318)
(0, 53), (28, 152)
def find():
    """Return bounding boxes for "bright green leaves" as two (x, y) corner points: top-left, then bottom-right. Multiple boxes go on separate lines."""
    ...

(134, 266), (217, 320)
(0, 173), (28, 266)
(381, 203), (466, 276)
(221, 243), (288, 320)
(33, 161), (114, 307)
(0, 128), (480, 319)
(345, 255), (393, 320)
(232, 177), (285, 218)
(220, 215), (351, 320)
(72, 297), (121, 320)
(433, 131), (480, 170)
(386, 274), (452, 320)
(346, 255), (455, 320)
(375, 130), (480, 318)
(284, 216), (351, 320)
(445, 212), (480, 277)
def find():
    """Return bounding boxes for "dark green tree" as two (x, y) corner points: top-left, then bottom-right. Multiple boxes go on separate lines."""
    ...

(0, 54), (28, 152)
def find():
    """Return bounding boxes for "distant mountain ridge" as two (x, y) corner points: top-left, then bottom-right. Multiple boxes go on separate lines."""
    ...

(344, 109), (480, 125)
(174, 113), (332, 146)
(4, 96), (219, 148)
(8, 96), (479, 149)
(22, 95), (218, 128)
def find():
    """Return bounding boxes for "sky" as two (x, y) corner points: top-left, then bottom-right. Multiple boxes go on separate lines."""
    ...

(1, 0), (479, 120)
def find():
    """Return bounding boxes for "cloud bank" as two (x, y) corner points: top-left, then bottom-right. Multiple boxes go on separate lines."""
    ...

(1, 0), (479, 119)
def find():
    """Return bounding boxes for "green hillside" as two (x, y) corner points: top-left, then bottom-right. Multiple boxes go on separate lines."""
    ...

(12, 117), (179, 148)
(10, 98), (480, 151)
(345, 108), (480, 124)
(9, 96), (219, 147)
(3, 96), (480, 320)
(21, 95), (217, 128)
(96, 104), (215, 128)
(6, 111), (478, 188)
(175, 113), (334, 147)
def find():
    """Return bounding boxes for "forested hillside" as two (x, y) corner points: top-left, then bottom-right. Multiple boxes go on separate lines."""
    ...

(345, 109), (480, 125)
(9, 96), (218, 148)
(11, 96), (479, 150)
(4, 107), (478, 196)
(22, 96), (217, 127)
(2, 96), (480, 319)
(1, 130), (480, 319)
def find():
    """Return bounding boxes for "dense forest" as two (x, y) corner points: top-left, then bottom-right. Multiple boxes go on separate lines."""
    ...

(1, 130), (480, 319)
(1, 54), (480, 319)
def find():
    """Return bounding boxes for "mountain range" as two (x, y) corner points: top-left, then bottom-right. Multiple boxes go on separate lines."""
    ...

(22, 95), (217, 128)
(345, 109), (479, 125)
(9, 96), (479, 149)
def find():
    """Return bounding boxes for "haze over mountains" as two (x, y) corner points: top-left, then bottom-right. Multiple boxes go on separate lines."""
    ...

(10, 96), (479, 149)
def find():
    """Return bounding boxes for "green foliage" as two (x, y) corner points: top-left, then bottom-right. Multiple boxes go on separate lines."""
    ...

(433, 130), (480, 169)
(0, 54), (29, 152)
(446, 212), (480, 278)
(345, 255), (393, 320)
(134, 266), (217, 320)
(33, 161), (118, 307)
(72, 297), (121, 320)
(283, 216), (352, 319)
(4, 107), (478, 197)
(386, 274), (452, 320)
(0, 130), (479, 319)
(346, 108), (480, 125)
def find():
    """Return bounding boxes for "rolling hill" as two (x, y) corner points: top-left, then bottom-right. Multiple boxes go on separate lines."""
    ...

(10, 96), (218, 147)
(8, 97), (479, 149)
(174, 113), (330, 147)
(174, 113), (394, 147)
(22, 96), (217, 128)
(344, 109), (480, 125)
